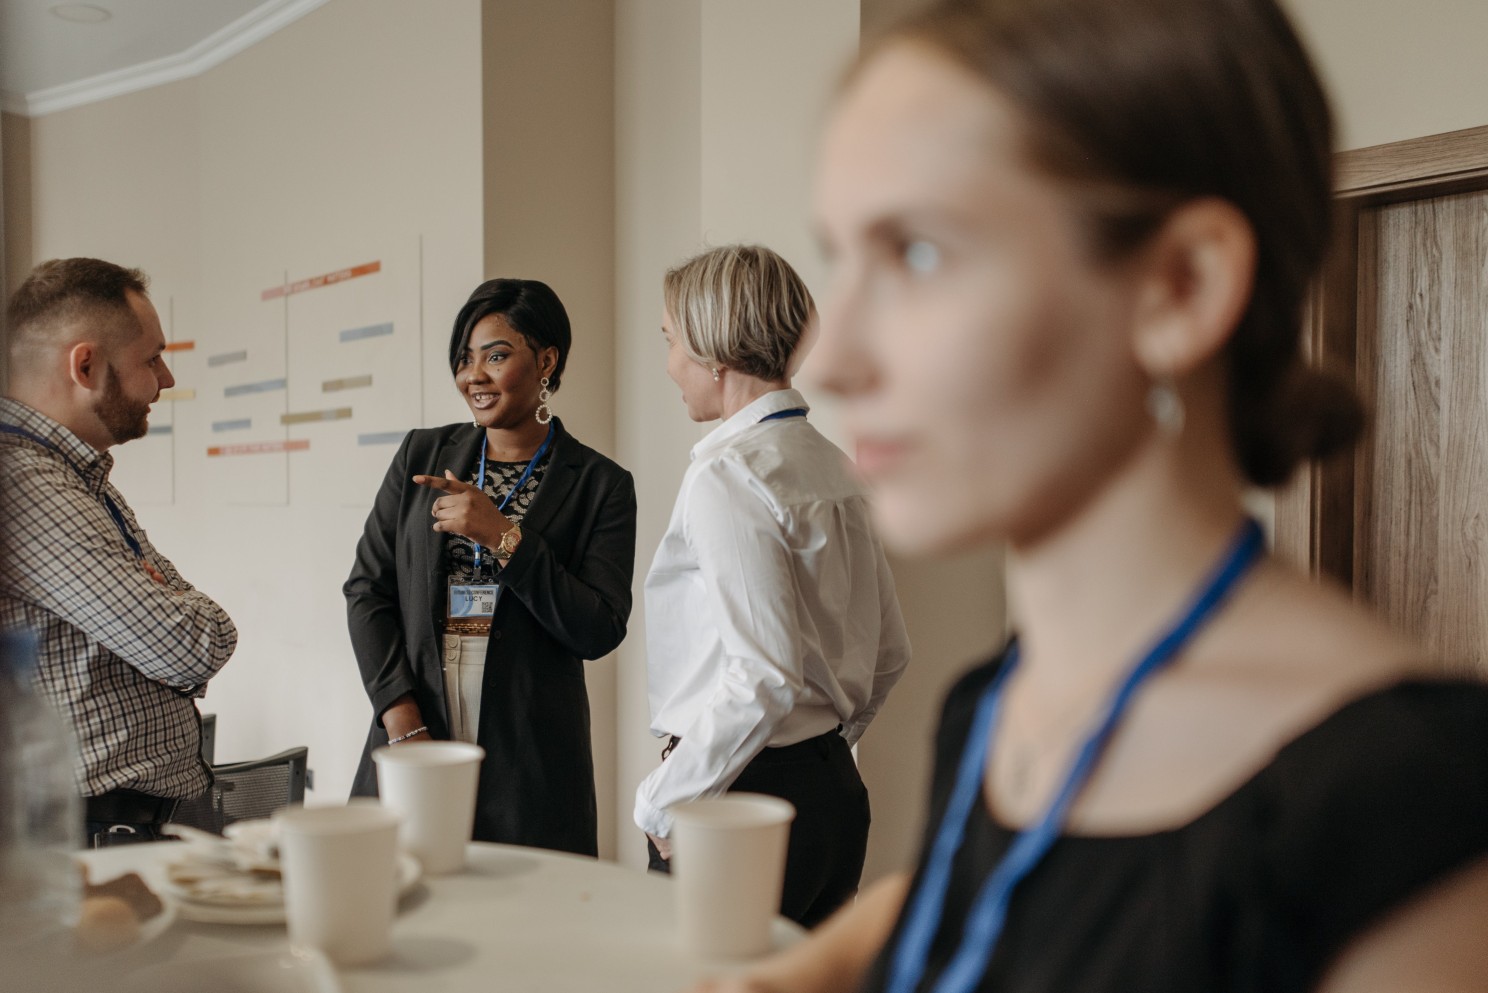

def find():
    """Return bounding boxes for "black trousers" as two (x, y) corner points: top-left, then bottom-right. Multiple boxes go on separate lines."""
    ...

(648, 727), (870, 929)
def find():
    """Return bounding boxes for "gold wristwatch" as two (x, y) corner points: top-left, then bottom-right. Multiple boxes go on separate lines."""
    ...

(498, 524), (522, 557)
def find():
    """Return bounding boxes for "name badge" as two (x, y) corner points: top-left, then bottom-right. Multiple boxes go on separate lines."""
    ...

(449, 584), (500, 618)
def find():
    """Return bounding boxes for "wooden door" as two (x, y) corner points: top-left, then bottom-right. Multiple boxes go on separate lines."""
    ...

(1276, 125), (1488, 675)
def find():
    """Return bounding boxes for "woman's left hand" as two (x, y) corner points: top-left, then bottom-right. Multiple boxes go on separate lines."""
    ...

(414, 470), (514, 548)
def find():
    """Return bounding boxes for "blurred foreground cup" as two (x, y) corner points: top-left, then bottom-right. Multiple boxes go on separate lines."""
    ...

(274, 802), (401, 966)
(372, 741), (484, 874)
(671, 793), (795, 959)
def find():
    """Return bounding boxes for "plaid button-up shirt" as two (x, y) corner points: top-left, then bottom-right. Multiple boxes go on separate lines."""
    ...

(0, 398), (237, 799)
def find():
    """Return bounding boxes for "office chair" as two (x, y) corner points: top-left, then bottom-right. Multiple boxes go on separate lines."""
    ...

(173, 746), (309, 834)
(199, 712), (217, 765)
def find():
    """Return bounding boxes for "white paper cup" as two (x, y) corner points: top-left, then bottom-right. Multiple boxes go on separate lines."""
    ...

(274, 802), (402, 966)
(372, 741), (485, 874)
(670, 793), (796, 959)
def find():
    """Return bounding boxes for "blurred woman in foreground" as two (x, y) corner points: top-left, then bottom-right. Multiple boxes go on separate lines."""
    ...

(697, 0), (1488, 989)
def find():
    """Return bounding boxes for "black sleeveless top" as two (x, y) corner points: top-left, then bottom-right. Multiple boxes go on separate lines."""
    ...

(861, 654), (1488, 993)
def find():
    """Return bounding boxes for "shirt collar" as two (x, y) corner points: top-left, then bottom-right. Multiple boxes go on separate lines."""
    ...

(690, 388), (810, 461)
(0, 397), (113, 486)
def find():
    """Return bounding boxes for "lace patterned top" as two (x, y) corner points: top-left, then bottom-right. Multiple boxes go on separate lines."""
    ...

(445, 454), (551, 586)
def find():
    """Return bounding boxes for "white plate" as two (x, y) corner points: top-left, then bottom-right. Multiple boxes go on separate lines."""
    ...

(121, 947), (341, 993)
(166, 854), (421, 925)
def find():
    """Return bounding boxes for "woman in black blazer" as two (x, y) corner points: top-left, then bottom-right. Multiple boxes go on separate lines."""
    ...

(346, 278), (636, 856)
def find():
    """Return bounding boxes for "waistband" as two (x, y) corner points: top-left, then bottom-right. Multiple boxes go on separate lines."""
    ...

(84, 789), (180, 826)
(663, 724), (846, 764)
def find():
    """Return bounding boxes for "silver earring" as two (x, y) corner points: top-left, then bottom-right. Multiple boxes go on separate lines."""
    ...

(1146, 375), (1185, 437)
(535, 377), (553, 424)
(711, 367), (721, 382)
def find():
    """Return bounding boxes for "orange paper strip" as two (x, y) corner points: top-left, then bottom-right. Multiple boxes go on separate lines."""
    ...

(261, 261), (381, 301)
(207, 439), (311, 457)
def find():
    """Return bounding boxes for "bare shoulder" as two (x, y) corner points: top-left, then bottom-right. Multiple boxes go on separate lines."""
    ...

(1229, 562), (1429, 683)
(1318, 855), (1488, 993)
(1069, 560), (1441, 832)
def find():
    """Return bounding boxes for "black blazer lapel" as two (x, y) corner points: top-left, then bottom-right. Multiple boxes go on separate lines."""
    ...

(516, 417), (582, 538)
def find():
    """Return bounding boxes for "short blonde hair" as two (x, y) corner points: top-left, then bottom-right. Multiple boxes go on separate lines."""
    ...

(663, 245), (814, 382)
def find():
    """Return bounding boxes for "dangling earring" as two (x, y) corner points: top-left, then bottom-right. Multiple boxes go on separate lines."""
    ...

(711, 367), (721, 382)
(1146, 374), (1185, 437)
(535, 377), (553, 425)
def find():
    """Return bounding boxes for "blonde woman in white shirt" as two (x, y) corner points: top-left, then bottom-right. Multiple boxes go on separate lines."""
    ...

(636, 244), (911, 927)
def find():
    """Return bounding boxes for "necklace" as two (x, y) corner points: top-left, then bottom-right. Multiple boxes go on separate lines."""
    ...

(994, 684), (1102, 810)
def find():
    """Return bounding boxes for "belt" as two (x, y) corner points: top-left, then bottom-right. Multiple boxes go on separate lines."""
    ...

(84, 789), (180, 826)
(445, 616), (493, 635)
(661, 725), (844, 763)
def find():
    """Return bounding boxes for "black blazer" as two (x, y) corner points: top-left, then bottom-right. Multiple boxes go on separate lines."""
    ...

(345, 417), (636, 856)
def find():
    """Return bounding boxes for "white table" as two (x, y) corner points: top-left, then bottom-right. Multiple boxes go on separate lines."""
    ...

(62, 841), (802, 993)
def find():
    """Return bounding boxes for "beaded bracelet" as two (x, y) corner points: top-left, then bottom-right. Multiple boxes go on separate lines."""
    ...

(388, 726), (429, 745)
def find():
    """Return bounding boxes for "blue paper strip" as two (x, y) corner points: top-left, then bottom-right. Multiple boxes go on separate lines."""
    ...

(358, 431), (408, 446)
(225, 378), (287, 397)
(339, 322), (394, 343)
(212, 418), (252, 433)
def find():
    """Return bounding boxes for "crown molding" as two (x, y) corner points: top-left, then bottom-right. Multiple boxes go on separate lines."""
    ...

(15, 0), (329, 118)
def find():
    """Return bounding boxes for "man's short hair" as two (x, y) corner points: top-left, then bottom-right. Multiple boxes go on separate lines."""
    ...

(6, 258), (150, 368)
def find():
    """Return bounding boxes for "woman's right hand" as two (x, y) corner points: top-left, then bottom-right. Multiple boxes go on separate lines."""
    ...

(381, 693), (427, 743)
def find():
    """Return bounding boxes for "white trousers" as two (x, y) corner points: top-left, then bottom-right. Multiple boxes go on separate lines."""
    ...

(442, 634), (489, 744)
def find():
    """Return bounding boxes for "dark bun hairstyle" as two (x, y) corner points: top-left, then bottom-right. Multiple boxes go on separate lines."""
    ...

(871, 0), (1362, 485)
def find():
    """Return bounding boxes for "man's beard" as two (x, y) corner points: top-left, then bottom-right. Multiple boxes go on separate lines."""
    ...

(95, 365), (152, 445)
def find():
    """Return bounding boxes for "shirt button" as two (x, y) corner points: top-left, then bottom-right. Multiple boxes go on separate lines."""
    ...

(491, 631), (502, 641)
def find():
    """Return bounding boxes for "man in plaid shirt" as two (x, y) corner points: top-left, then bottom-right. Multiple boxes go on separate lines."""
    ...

(1, 258), (237, 845)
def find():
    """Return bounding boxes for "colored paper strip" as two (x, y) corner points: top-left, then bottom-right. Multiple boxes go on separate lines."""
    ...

(338, 322), (394, 343)
(158, 388), (195, 401)
(208, 350), (248, 367)
(358, 431), (408, 446)
(163, 341), (195, 353)
(207, 439), (310, 457)
(225, 378), (287, 397)
(280, 407), (352, 426)
(323, 374), (373, 392)
(147, 425), (173, 436)
(261, 261), (381, 301)
(212, 419), (252, 433)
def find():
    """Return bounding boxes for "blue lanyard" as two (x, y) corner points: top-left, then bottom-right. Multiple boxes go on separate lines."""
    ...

(471, 423), (553, 573)
(759, 407), (807, 423)
(0, 423), (145, 560)
(885, 518), (1266, 993)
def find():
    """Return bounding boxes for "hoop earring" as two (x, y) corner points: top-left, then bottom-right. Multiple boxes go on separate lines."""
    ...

(1146, 375), (1185, 437)
(535, 377), (553, 425)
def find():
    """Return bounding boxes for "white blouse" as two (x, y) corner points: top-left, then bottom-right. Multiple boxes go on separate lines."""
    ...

(634, 389), (911, 839)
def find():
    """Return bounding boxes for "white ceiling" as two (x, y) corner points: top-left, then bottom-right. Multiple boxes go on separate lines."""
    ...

(0, 0), (325, 116)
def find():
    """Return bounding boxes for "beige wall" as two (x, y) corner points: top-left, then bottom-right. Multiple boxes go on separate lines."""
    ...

(614, 0), (708, 872)
(1, 112), (33, 325)
(1282, 0), (1488, 149)
(480, 0), (621, 857)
